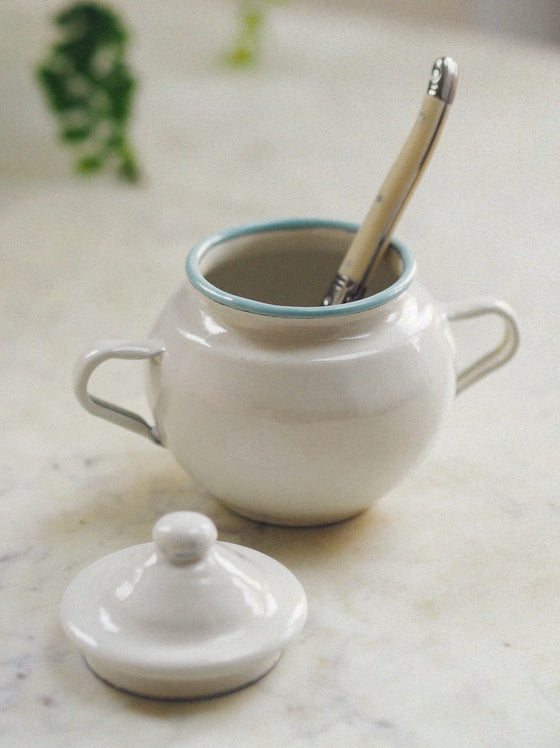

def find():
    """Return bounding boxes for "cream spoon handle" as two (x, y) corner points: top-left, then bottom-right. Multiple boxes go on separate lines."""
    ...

(323, 56), (458, 306)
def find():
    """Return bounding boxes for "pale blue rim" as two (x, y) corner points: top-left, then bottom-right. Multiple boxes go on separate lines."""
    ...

(186, 218), (416, 318)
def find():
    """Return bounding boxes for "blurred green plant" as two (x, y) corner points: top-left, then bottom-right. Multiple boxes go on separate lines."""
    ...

(36, 1), (285, 181)
(224, 1), (286, 68)
(36, 2), (139, 181)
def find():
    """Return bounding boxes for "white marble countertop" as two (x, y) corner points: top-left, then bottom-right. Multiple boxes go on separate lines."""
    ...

(1, 1), (559, 745)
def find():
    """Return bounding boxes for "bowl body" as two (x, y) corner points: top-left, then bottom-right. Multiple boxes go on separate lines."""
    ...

(146, 222), (456, 525)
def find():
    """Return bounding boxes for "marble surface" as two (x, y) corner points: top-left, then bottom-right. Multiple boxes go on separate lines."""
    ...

(1, 1), (559, 745)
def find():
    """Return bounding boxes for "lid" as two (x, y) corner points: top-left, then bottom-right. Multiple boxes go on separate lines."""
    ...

(60, 511), (307, 699)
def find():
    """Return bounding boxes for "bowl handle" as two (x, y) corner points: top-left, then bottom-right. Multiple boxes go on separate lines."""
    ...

(446, 297), (519, 394)
(73, 339), (165, 443)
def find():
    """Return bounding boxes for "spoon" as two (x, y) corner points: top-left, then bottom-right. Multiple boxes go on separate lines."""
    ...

(322, 56), (458, 306)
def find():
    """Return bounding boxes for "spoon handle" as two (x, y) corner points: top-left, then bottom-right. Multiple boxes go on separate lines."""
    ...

(323, 57), (458, 306)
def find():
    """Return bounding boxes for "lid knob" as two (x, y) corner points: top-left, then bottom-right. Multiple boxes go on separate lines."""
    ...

(152, 511), (218, 564)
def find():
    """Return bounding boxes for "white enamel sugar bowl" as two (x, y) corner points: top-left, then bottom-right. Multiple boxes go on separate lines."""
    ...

(74, 220), (519, 526)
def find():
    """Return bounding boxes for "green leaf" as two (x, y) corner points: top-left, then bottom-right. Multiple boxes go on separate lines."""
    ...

(76, 153), (104, 174)
(36, 2), (139, 182)
(61, 123), (93, 142)
(118, 152), (140, 182)
(224, 1), (285, 68)
(37, 67), (78, 110)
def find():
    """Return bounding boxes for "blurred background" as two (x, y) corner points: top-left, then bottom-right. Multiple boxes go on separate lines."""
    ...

(301, 0), (560, 44)
(2, 0), (559, 187)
